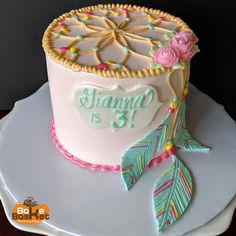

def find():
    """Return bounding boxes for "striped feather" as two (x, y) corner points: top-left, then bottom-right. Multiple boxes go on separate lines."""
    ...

(152, 155), (192, 231)
(174, 101), (210, 152)
(121, 115), (171, 190)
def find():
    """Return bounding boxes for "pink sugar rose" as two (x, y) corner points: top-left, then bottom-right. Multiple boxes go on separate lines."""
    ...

(170, 31), (197, 61)
(178, 30), (198, 44)
(154, 45), (179, 68)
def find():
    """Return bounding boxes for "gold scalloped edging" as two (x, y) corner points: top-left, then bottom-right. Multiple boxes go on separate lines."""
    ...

(42, 4), (192, 79)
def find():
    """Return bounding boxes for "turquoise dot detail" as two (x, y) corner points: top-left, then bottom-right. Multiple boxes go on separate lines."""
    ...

(92, 46), (99, 51)
(173, 96), (179, 102)
(147, 23), (155, 30)
(71, 15), (78, 20)
(167, 140), (174, 145)
(122, 46), (129, 53)
(147, 36), (153, 41)
(71, 51), (78, 57)
(117, 63), (123, 70)
(55, 31), (61, 36)
(76, 34), (84, 40)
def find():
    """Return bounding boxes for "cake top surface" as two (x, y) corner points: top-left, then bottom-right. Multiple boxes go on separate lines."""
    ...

(43, 4), (193, 78)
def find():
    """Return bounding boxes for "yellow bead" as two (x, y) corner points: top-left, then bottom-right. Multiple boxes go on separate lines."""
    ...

(114, 12), (120, 16)
(106, 60), (113, 65)
(165, 143), (173, 151)
(183, 87), (189, 95)
(61, 28), (69, 33)
(84, 16), (90, 20)
(170, 101), (178, 109)
(148, 16), (154, 21)
(70, 47), (77, 52)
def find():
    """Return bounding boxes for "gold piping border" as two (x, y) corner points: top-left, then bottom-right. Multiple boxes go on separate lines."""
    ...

(42, 4), (192, 79)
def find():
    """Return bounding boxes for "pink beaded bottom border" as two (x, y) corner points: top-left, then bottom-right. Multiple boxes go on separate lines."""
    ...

(50, 120), (176, 172)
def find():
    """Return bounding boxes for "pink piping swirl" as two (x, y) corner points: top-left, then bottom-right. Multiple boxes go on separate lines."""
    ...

(50, 120), (176, 172)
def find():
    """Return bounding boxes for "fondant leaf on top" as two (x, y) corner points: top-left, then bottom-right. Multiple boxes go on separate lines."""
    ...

(121, 115), (171, 190)
(174, 101), (210, 152)
(152, 155), (192, 231)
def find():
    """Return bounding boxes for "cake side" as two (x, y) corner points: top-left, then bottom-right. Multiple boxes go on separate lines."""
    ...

(46, 55), (187, 165)
(43, 4), (199, 166)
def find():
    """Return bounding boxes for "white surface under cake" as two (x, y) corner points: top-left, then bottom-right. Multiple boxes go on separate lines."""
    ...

(0, 83), (235, 236)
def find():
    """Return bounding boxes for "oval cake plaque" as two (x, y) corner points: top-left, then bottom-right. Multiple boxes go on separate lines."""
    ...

(71, 85), (162, 130)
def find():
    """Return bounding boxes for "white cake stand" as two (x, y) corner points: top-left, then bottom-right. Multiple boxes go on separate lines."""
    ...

(0, 83), (235, 236)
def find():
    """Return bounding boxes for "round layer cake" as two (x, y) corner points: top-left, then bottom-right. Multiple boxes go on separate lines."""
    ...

(42, 4), (198, 167)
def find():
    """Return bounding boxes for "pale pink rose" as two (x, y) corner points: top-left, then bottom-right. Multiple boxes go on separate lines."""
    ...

(179, 43), (196, 61)
(170, 33), (196, 61)
(178, 30), (198, 44)
(154, 45), (179, 68)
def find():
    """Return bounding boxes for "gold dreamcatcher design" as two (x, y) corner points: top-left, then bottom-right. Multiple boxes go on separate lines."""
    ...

(52, 7), (176, 71)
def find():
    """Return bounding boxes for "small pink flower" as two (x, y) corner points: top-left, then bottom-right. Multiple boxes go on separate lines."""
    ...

(158, 16), (165, 21)
(59, 47), (67, 53)
(97, 62), (107, 70)
(168, 107), (175, 115)
(58, 22), (66, 28)
(85, 11), (92, 16)
(178, 30), (198, 44)
(170, 32), (196, 61)
(154, 45), (179, 68)
(122, 8), (129, 13)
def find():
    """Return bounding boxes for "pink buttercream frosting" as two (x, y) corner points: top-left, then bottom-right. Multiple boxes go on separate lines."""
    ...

(154, 30), (199, 66)
(178, 30), (198, 44)
(154, 45), (179, 68)
(170, 30), (197, 61)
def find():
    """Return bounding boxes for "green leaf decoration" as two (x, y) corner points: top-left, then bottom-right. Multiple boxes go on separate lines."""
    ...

(159, 39), (169, 47)
(164, 32), (175, 41)
(152, 155), (192, 231)
(121, 115), (171, 190)
(171, 29), (177, 34)
(149, 46), (158, 57)
(193, 44), (200, 53)
(174, 101), (210, 152)
(172, 61), (186, 70)
(149, 62), (164, 69)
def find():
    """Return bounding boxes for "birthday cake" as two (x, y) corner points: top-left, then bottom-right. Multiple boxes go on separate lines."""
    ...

(42, 4), (209, 232)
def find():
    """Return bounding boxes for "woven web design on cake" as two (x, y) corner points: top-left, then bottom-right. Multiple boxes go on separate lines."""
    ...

(43, 4), (190, 78)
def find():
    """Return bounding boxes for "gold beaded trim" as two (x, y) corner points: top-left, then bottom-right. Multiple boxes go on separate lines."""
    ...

(42, 4), (192, 78)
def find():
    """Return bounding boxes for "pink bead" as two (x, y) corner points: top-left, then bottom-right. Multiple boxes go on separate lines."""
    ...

(122, 8), (128, 13)
(85, 11), (92, 16)
(59, 47), (67, 53)
(58, 22), (66, 28)
(168, 107), (175, 114)
(98, 62), (107, 70)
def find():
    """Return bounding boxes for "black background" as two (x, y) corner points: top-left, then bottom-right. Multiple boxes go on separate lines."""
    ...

(0, 0), (235, 119)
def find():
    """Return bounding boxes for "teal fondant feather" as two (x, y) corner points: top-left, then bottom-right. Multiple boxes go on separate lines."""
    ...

(121, 115), (171, 190)
(174, 102), (210, 152)
(152, 155), (192, 231)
